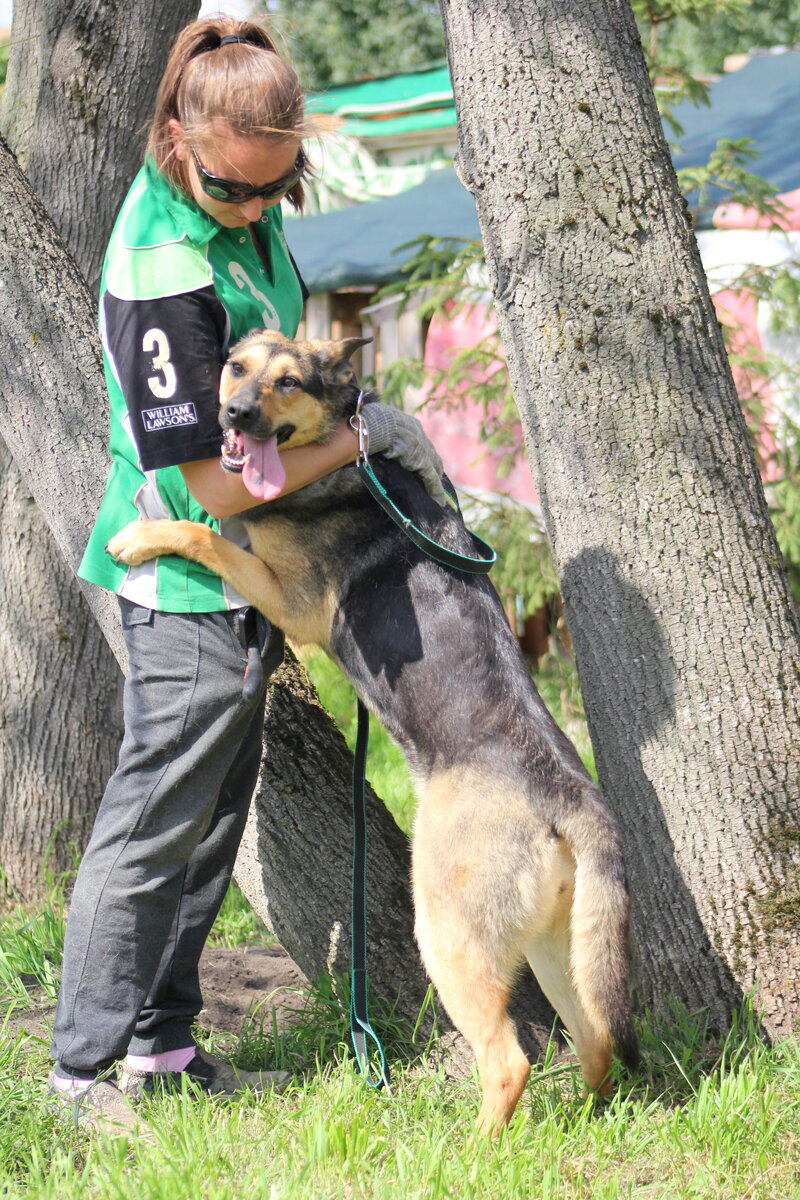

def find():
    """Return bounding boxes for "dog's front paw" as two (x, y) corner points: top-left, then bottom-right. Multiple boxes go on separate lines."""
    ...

(107, 520), (167, 566)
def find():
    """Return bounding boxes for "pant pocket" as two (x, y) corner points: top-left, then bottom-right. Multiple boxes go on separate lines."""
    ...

(232, 608), (285, 691)
(119, 597), (155, 629)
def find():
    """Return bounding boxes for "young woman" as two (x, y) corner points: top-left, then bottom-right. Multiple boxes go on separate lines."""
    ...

(50, 17), (443, 1136)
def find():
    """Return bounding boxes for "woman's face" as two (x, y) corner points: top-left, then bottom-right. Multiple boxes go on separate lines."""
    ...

(170, 120), (301, 228)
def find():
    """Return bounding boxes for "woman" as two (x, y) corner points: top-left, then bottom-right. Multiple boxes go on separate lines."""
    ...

(50, 17), (443, 1136)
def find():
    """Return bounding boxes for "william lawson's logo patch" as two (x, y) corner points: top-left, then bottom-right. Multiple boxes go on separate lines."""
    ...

(142, 403), (198, 432)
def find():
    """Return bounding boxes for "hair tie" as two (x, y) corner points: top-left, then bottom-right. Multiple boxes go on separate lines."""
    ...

(218, 34), (250, 48)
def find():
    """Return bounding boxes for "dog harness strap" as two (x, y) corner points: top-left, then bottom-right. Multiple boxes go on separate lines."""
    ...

(356, 459), (496, 574)
(350, 699), (391, 1091)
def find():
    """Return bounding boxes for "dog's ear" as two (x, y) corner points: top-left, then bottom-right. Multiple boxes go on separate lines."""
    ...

(335, 336), (373, 362)
(315, 336), (374, 387)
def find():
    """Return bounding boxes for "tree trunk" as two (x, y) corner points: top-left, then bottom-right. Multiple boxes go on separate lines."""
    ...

(0, 0), (200, 292)
(0, 133), (126, 896)
(439, 0), (800, 1037)
(0, 437), (123, 901)
(0, 0), (198, 898)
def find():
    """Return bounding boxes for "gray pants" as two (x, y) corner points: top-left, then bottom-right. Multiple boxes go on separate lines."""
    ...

(52, 598), (284, 1076)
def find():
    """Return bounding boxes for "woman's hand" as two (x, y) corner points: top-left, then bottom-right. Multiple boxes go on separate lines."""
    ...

(359, 403), (447, 505)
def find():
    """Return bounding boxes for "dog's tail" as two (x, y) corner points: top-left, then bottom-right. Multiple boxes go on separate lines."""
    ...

(558, 788), (640, 1075)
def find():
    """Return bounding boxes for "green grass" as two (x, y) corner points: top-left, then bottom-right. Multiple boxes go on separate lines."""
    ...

(0, 891), (67, 1010)
(2, 656), (798, 1198)
(205, 880), (277, 950)
(1, 956), (798, 1200)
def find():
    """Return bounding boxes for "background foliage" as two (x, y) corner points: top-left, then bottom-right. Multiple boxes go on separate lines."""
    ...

(261, 0), (446, 88)
(634, 0), (800, 76)
(258, 0), (800, 90)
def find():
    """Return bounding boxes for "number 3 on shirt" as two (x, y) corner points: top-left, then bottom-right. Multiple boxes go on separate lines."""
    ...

(228, 260), (280, 329)
(142, 328), (177, 399)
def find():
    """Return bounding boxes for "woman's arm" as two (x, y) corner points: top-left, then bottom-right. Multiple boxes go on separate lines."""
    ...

(180, 418), (359, 518)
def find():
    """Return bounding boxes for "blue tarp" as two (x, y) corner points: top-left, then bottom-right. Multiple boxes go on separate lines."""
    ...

(669, 49), (800, 205)
(289, 166), (480, 294)
(289, 50), (800, 294)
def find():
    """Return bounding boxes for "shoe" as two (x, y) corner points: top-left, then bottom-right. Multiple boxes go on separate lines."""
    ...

(119, 1046), (292, 1100)
(47, 1074), (154, 1140)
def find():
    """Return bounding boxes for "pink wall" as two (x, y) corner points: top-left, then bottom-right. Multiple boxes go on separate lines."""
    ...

(415, 301), (539, 506)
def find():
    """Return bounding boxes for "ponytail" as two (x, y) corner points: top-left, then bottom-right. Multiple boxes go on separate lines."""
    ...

(147, 17), (310, 210)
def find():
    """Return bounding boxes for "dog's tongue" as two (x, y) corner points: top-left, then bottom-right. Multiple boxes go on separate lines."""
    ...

(241, 434), (286, 500)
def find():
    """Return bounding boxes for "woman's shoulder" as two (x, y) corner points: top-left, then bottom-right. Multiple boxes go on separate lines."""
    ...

(102, 164), (214, 303)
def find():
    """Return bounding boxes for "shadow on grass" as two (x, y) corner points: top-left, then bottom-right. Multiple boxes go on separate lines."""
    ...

(515, 995), (776, 1141)
(624, 995), (769, 1106)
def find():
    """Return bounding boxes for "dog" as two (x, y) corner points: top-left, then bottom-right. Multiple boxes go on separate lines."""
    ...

(108, 329), (639, 1134)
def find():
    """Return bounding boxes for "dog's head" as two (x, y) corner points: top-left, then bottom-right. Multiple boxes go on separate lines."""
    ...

(219, 329), (371, 500)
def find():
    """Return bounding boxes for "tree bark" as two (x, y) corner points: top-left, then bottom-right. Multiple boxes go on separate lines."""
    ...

(0, 132), (126, 896)
(439, 0), (800, 1037)
(0, 437), (123, 900)
(0, 0), (198, 898)
(1, 0), (200, 292)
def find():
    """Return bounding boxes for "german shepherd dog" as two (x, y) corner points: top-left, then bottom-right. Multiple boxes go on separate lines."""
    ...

(108, 330), (639, 1134)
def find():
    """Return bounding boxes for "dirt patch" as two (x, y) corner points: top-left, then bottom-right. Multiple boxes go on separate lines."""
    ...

(197, 944), (310, 1034)
(4, 945), (311, 1047)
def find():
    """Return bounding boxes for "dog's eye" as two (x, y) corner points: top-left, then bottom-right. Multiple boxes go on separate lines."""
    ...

(228, 361), (246, 378)
(278, 375), (300, 390)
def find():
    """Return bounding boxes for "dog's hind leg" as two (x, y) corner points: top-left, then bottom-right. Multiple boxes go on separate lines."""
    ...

(414, 891), (531, 1137)
(525, 919), (612, 1095)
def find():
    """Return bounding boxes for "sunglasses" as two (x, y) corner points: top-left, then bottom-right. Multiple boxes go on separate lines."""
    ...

(190, 146), (305, 204)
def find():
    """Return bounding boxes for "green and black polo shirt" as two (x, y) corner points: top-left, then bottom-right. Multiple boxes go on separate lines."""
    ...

(79, 158), (304, 612)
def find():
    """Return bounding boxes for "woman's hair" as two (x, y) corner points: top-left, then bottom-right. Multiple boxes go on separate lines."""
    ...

(147, 17), (311, 210)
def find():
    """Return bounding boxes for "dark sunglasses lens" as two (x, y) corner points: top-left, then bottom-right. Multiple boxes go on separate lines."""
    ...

(257, 161), (304, 201)
(193, 149), (304, 204)
(206, 181), (247, 202)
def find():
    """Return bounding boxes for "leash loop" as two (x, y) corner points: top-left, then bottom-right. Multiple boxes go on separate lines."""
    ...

(356, 459), (496, 574)
(351, 390), (496, 574)
(350, 698), (391, 1091)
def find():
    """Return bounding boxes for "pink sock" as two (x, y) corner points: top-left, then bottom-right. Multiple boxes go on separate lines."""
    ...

(51, 1074), (96, 1097)
(125, 1046), (196, 1074)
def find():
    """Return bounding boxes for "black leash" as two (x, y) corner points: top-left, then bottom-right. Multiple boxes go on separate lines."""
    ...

(351, 392), (496, 575)
(346, 395), (496, 1090)
(356, 461), (496, 573)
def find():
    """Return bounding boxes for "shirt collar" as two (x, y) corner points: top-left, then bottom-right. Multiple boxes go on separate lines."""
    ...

(144, 157), (222, 248)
